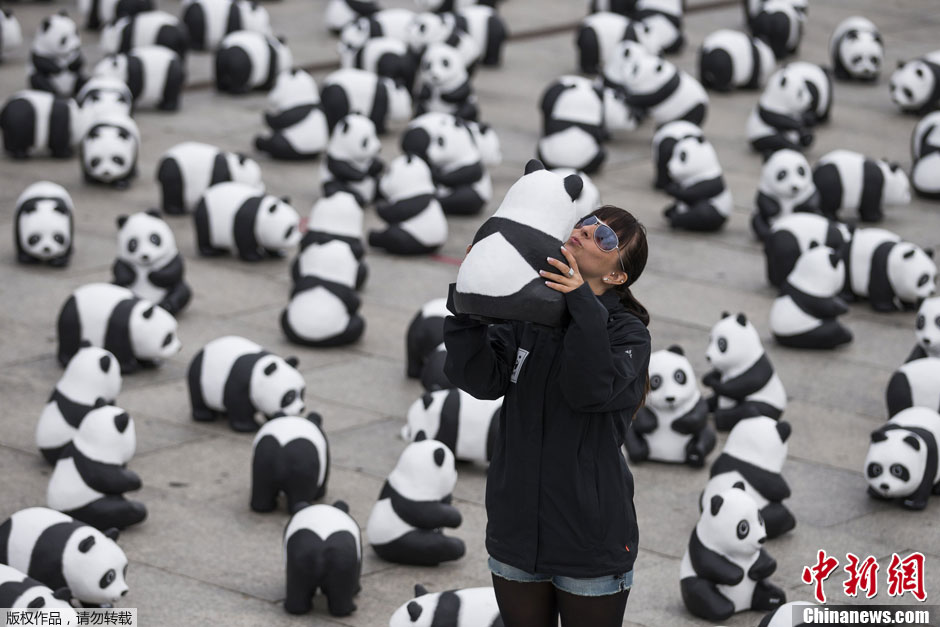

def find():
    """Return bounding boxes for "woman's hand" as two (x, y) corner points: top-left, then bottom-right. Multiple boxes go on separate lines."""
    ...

(541, 245), (583, 293)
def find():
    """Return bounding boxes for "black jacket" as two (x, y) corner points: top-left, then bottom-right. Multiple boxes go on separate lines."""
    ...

(443, 282), (651, 577)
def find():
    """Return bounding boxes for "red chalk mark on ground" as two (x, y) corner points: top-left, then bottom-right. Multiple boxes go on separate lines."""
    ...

(432, 253), (463, 266)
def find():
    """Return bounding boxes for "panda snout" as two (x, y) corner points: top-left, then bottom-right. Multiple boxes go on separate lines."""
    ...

(880, 483), (890, 491)
(665, 396), (675, 404)
(43, 246), (51, 254)
(141, 254), (149, 263)
(791, 185), (800, 194)
(758, 536), (765, 544)
(120, 589), (128, 597)
(925, 338), (932, 345)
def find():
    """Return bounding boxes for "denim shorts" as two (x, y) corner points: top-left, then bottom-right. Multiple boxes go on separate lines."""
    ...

(488, 556), (633, 597)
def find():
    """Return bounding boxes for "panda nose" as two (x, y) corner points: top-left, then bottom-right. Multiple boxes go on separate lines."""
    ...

(43, 246), (51, 254)
(925, 338), (932, 345)
(120, 589), (128, 597)
(791, 185), (799, 194)
(758, 537), (765, 544)
(665, 396), (675, 403)
(141, 254), (149, 262)
(880, 483), (890, 491)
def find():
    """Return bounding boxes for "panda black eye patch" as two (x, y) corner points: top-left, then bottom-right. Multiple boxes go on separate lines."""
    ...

(674, 370), (686, 384)
(890, 464), (910, 481)
(935, 315), (940, 328)
(150, 233), (161, 245)
(718, 337), (727, 352)
(28, 235), (41, 245)
(867, 462), (882, 478)
(54, 233), (65, 244)
(91, 157), (102, 168)
(736, 520), (749, 539)
(99, 569), (115, 588)
(281, 390), (296, 407)
(776, 170), (787, 181)
(650, 375), (662, 390)
(112, 156), (125, 166)
(797, 166), (805, 176)
(128, 238), (137, 252)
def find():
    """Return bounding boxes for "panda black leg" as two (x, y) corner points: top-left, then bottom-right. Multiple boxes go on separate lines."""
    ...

(229, 407), (261, 432)
(932, 482), (940, 496)
(156, 157), (186, 214)
(438, 187), (484, 216)
(47, 253), (71, 268)
(581, 147), (606, 175)
(68, 497), (147, 531)
(713, 407), (747, 432)
(686, 428), (717, 468)
(56, 296), (81, 368)
(254, 133), (310, 160)
(320, 534), (360, 617)
(622, 429), (649, 463)
(187, 351), (216, 422)
(666, 205), (727, 232)
(750, 579), (786, 611)
(680, 576), (735, 621)
(368, 226), (438, 255)
(160, 283), (192, 317)
(283, 561), (316, 614)
(760, 503), (796, 539)
(373, 530), (466, 566)
(281, 440), (323, 511)
(250, 442), (281, 513)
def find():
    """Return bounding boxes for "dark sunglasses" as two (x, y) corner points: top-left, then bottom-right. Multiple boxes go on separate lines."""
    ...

(574, 215), (626, 273)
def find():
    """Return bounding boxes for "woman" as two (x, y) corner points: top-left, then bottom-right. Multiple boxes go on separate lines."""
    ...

(443, 205), (652, 626)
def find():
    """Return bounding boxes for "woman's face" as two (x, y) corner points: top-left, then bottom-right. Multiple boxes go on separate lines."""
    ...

(565, 219), (626, 282)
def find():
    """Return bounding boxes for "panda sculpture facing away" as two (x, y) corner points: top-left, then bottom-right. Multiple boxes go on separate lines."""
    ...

(886, 358), (940, 418)
(251, 412), (329, 513)
(255, 69), (329, 161)
(156, 141), (263, 215)
(370, 153), (448, 255)
(92, 46), (185, 111)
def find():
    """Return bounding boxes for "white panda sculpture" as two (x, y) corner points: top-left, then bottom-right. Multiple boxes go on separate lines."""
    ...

(750, 0), (801, 60)
(0, 90), (85, 159)
(389, 585), (502, 627)
(80, 114), (139, 189)
(663, 135), (732, 232)
(324, 0), (379, 34)
(770, 244), (852, 349)
(576, 11), (655, 74)
(406, 12), (480, 73)
(296, 191), (366, 275)
(651, 120), (703, 190)
(182, 0), (272, 51)
(680, 485), (786, 621)
(93, 47), (185, 111)
(454, 160), (583, 326)
(703, 312), (787, 431)
(698, 29), (775, 92)
(56, 283), (181, 373)
(187, 335), (306, 432)
(0, 507), (129, 606)
(785, 61), (832, 125)
(76, 76), (134, 120)
(910, 111), (940, 199)
(886, 358), (940, 418)
(0, 563), (77, 617)
(701, 417), (795, 539)
(320, 114), (383, 206)
(319, 67), (413, 134)
(747, 66), (813, 155)
(889, 50), (940, 115)
(338, 31), (415, 90)
(406, 298), (449, 382)
(284, 501), (362, 616)
(14, 181), (74, 267)
(623, 345), (716, 467)
(281, 240), (366, 347)
(842, 227), (936, 312)
(415, 42), (478, 121)
(812, 150), (910, 223)
(28, 12), (85, 98)
(37, 345), (122, 465)
(156, 142), (263, 215)
(255, 69), (329, 161)
(865, 406), (940, 510)
(621, 52), (709, 126)
(370, 153), (448, 255)
(830, 17), (883, 82)
(551, 168), (601, 216)
(0, 8), (24, 62)
(536, 75), (608, 174)
(112, 210), (191, 316)
(78, 0), (153, 31)
(366, 435), (465, 566)
(356, 8), (416, 42)
(453, 4), (508, 67)
(403, 388), (502, 465)
(99, 10), (189, 60)
(251, 412), (329, 513)
(194, 182), (301, 260)
(763, 212), (852, 287)
(752, 149), (819, 242)
(909, 297), (940, 361)
(214, 31), (292, 94)
(635, 0), (683, 54)
(47, 405), (145, 531)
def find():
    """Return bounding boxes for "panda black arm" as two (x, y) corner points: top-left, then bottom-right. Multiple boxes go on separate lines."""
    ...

(705, 355), (773, 399)
(31, 53), (63, 76)
(265, 105), (316, 130)
(756, 193), (782, 219)
(689, 529), (745, 585)
(326, 157), (368, 182)
(377, 195), (434, 223)
(112, 259), (138, 287)
(632, 406), (657, 434)
(75, 456), (142, 494)
(433, 163), (484, 187)
(668, 178), (725, 203)
(440, 82), (472, 104)
(387, 487), (462, 529)
(759, 109), (804, 131)
(748, 548), (777, 580)
(906, 345), (928, 363)
(671, 397), (709, 435)
(147, 254), (184, 288)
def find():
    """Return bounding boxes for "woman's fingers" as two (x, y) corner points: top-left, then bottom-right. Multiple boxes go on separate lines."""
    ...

(559, 245), (580, 274)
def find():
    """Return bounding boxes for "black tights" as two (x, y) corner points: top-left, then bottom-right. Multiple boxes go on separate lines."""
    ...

(492, 574), (630, 627)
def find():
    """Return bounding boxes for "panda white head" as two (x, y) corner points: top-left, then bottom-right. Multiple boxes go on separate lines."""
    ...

(73, 404), (136, 465)
(493, 159), (583, 240)
(328, 114), (380, 167)
(129, 300), (181, 361)
(62, 526), (128, 604)
(865, 407), (939, 499)
(1, 9), (24, 54)
(98, 16), (130, 55)
(623, 54), (678, 94)
(256, 195), (301, 252)
(58, 345), (122, 404)
(890, 60), (937, 112)
(93, 54), (130, 84)
(551, 168), (600, 216)
(876, 160), (911, 205)
(697, 484), (766, 560)
(915, 297), (940, 358)
(81, 116), (139, 186)
(787, 243), (844, 298)
(224, 151), (263, 188)
(761, 67), (811, 116)
(466, 121), (501, 166)
(402, 390), (447, 443)
(32, 11), (80, 59)
(338, 18), (371, 54)
(887, 243), (936, 305)
(606, 39), (655, 87)
(407, 12), (450, 55)
(648, 346), (700, 413)
(667, 136), (722, 185)
(420, 42), (467, 91)
(268, 68), (319, 111)
(77, 76), (134, 119)
(834, 18), (883, 80)
(389, 434), (457, 501)
(382, 77), (413, 123)
(16, 182), (73, 262)
(308, 191), (363, 237)
(723, 416), (791, 472)
(297, 240), (358, 287)
(760, 149), (814, 200)
(705, 312), (765, 373)
(235, 0), (272, 35)
(250, 354), (305, 418)
(381, 154), (435, 200)
(116, 210), (177, 270)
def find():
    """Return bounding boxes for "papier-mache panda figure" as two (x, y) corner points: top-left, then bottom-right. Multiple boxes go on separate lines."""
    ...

(157, 142), (263, 214)
(576, 11), (655, 75)
(28, 11), (85, 97)
(215, 31), (292, 94)
(635, 0), (684, 55)
(785, 62), (832, 125)
(389, 585), (502, 627)
(0, 9), (24, 63)
(47, 404), (146, 531)
(57, 283), (181, 373)
(763, 212), (852, 287)
(812, 150), (910, 223)
(758, 602), (816, 627)
(76, 76), (134, 120)
(770, 244), (852, 349)
(80, 115), (139, 189)
(357, 8), (417, 42)
(865, 406), (940, 510)
(182, 0), (272, 51)
(886, 358), (940, 418)
(454, 160), (583, 326)
(621, 52), (709, 126)
(255, 68), (330, 161)
(93, 46), (185, 111)
(651, 120), (703, 190)
(842, 227), (936, 312)
(0, 564), (76, 617)
(369, 153), (448, 255)
(0, 90), (85, 159)
(406, 12), (480, 74)
(680, 485), (786, 621)
(100, 10), (190, 60)
(251, 412), (329, 513)
(338, 31), (415, 90)
(889, 50), (940, 115)
(663, 135), (732, 232)
(37, 345), (122, 464)
(910, 111), (940, 199)
(909, 297), (940, 361)
(187, 335), (306, 432)
(366, 435), (466, 566)
(281, 240), (366, 347)
(325, 0), (379, 34)
(700, 417), (795, 539)
(78, 0), (153, 31)
(747, 66), (813, 155)
(284, 501), (362, 617)
(830, 17), (883, 82)
(623, 345), (715, 467)
(403, 388), (502, 465)
(320, 114), (383, 206)
(406, 298), (449, 381)
(296, 191), (366, 275)
(319, 67), (413, 135)
(0, 507), (129, 607)
(452, 4), (508, 67)
(551, 168), (601, 216)
(751, 149), (819, 242)
(698, 29), (776, 92)
(112, 210), (191, 316)
(14, 181), (74, 267)
(703, 312), (787, 431)
(749, 0), (802, 60)
(536, 75), (608, 174)
(194, 182), (302, 260)
(414, 42), (478, 121)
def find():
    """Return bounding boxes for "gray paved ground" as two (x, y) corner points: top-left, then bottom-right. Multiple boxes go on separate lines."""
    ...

(1, 0), (939, 625)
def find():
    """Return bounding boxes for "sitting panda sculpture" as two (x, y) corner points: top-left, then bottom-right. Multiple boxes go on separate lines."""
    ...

(28, 12), (85, 98)
(889, 50), (940, 115)
(576, 11), (654, 74)
(842, 227), (936, 312)
(319, 67), (413, 134)
(406, 298), (449, 382)
(182, 0), (272, 51)
(747, 66), (813, 155)
(751, 149), (820, 242)
(320, 114), (383, 206)
(414, 42), (478, 121)
(910, 111), (940, 199)
(651, 120), (704, 190)
(813, 150), (910, 223)
(255, 68), (329, 161)
(749, 0), (802, 59)
(14, 181), (74, 267)
(536, 75), (609, 174)
(909, 297), (940, 361)
(830, 16), (883, 82)
(251, 412), (329, 513)
(785, 62), (832, 125)
(624, 345), (716, 467)
(389, 585), (502, 627)
(886, 358), (940, 418)
(156, 141), (264, 214)
(294, 192), (366, 284)
(763, 212), (852, 287)
(403, 388), (502, 465)
(698, 29), (775, 92)
(369, 154), (448, 255)
(865, 406), (940, 510)
(366, 435), (465, 566)
(663, 134), (733, 232)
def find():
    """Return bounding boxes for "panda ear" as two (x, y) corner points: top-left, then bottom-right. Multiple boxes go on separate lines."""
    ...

(779, 74), (787, 87)
(104, 528), (119, 541)
(710, 494), (724, 516)
(332, 500), (349, 513)
(401, 129), (430, 159)
(903, 435), (921, 451)
(421, 393), (434, 410)
(696, 136), (705, 144)
(285, 356), (299, 367)
(563, 174), (583, 202)
(340, 119), (350, 134)
(80, 339), (92, 348)
(845, 29), (858, 40)
(78, 536), (96, 553)
(870, 430), (888, 443)
(666, 345), (684, 355)
(236, 152), (248, 164)
(735, 313), (747, 326)
(414, 583), (429, 597)
(52, 587), (71, 601)
(433, 447), (446, 466)
(99, 355), (111, 372)
(829, 251), (841, 268)
(524, 159), (545, 175)
(776, 421), (791, 442)
(142, 306), (154, 319)
(407, 601), (423, 622)
(306, 412), (323, 427)
(290, 501), (309, 515)
(721, 311), (730, 319)
(897, 60), (905, 69)
(916, 68), (924, 78)
(57, 9), (68, 17)
(808, 240), (819, 249)
(414, 430), (427, 442)
(276, 35), (287, 44)
(94, 398), (108, 408)
(926, 249), (934, 259)
(145, 208), (160, 218)
(732, 481), (746, 490)
(280, 196), (292, 205)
